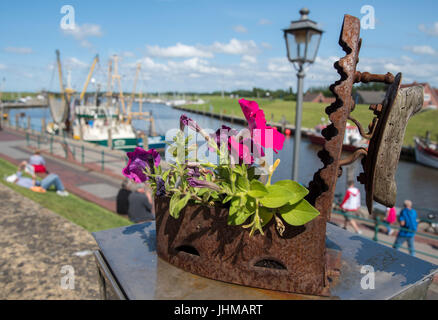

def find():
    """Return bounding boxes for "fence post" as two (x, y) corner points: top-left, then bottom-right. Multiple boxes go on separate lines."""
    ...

(26, 132), (29, 146)
(50, 136), (53, 154)
(101, 150), (104, 171)
(373, 216), (380, 242)
(37, 135), (40, 149)
(81, 145), (84, 165)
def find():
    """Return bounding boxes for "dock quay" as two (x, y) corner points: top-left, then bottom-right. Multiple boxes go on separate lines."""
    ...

(1, 100), (48, 109)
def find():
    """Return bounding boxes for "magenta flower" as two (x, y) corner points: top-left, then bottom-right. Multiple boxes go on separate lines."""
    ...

(122, 148), (160, 183)
(180, 114), (202, 132)
(238, 99), (285, 153)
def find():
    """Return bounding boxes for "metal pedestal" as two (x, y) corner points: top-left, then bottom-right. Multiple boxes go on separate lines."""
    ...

(92, 222), (437, 300)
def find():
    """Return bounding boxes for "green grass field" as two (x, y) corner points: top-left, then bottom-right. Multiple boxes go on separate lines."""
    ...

(186, 96), (438, 147)
(0, 158), (132, 232)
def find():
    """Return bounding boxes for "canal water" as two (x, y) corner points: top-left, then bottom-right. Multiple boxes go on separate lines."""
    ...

(8, 103), (438, 215)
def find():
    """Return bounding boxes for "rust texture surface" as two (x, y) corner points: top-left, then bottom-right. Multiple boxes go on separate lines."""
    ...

(306, 14), (361, 221)
(361, 78), (423, 213)
(155, 197), (329, 296)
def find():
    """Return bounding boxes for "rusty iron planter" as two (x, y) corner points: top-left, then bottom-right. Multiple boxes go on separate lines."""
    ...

(155, 196), (329, 296)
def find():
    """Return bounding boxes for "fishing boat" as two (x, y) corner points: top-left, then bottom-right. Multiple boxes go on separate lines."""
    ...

(414, 136), (438, 169)
(307, 124), (368, 152)
(48, 51), (162, 153)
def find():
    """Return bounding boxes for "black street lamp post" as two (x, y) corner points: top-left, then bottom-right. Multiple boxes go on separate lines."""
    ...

(283, 8), (323, 181)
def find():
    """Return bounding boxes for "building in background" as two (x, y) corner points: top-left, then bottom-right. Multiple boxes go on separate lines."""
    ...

(354, 90), (386, 105)
(303, 91), (336, 104)
(401, 82), (438, 110)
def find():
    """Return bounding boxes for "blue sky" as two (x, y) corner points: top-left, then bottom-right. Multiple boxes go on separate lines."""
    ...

(0, 0), (437, 92)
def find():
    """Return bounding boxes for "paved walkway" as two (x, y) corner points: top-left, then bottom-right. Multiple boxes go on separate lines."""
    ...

(0, 128), (125, 213)
(0, 183), (99, 299)
(330, 214), (438, 265)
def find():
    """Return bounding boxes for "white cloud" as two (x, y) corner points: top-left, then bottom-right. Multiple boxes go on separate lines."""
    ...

(0, 64), (6, 70)
(239, 55), (258, 69)
(135, 57), (169, 72)
(168, 57), (233, 76)
(233, 25), (248, 33)
(261, 42), (272, 49)
(258, 18), (272, 25)
(211, 38), (258, 55)
(121, 51), (135, 58)
(404, 45), (437, 55)
(146, 43), (213, 58)
(64, 57), (87, 68)
(4, 47), (33, 54)
(418, 22), (438, 36)
(62, 23), (103, 48)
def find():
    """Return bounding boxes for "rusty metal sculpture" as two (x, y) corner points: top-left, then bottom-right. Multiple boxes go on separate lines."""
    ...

(155, 14), (423, 296)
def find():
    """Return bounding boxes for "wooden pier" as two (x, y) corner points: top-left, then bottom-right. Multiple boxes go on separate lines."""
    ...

(1, 99), (48, 109)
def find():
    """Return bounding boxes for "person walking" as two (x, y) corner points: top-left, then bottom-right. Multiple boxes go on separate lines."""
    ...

(385, 207), (397, 235)
(393, 200), (417, 256)
(341, 180), (362, 234)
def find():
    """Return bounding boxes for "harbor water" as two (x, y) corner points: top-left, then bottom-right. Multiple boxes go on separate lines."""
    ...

(7, 102), (438, 215)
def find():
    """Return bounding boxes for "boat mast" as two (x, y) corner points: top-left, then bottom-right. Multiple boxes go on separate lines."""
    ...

(105, 59), (113, 108)
(127, 63), (141, 123)
(112, 55), (126, 116)
(80, 54), (99, 103)
(55, 49), (74, 132)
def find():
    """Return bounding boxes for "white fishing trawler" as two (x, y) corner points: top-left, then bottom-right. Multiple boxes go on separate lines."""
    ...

(414, 135), (438, 169)
(48, 51), (165, 152)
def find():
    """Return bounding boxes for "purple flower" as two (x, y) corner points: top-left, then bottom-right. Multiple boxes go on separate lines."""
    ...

(187, 177), (221, 191)
(155, 177), (166, 197)
(122, 148), (161, 183)
(180, 114), (202, 132)
(187, 166), (201, 178)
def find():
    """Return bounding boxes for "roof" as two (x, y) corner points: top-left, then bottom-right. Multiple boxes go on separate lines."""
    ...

(303, 92), (322, 102)
(355, 90), (386, 104)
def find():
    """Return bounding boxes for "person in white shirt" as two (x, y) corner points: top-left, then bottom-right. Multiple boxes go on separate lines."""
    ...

(340, 181), (362, 234)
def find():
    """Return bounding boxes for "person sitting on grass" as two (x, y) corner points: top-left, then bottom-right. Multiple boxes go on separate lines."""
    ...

(28, 149), (48, 173)
(9, 161), (68, 196)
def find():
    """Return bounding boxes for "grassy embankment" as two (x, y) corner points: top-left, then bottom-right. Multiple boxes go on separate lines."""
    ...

(185, 96), (438, 147)
(0, 158), (132, 232)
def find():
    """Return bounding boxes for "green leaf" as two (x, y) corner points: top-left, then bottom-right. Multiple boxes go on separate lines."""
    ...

(222, 195), (233, 204)
(274, 180), (309, 205)
(233, 165), (245, 176)
(279, 199), (320, 226)
(248, 180), (268, 198)
(259, 185), (294, 208)
(259, 207), (273, 227)
(169, 192), (191, 219)
(227, 197), (255, 226)
(236, 175), (250, 192)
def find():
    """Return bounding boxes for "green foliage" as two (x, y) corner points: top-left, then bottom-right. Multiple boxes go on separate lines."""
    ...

(279, 199), (320, 226)
(0, 158), (131, 232)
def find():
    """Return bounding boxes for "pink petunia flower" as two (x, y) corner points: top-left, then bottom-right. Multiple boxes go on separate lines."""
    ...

(238, 99), (285, 153)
